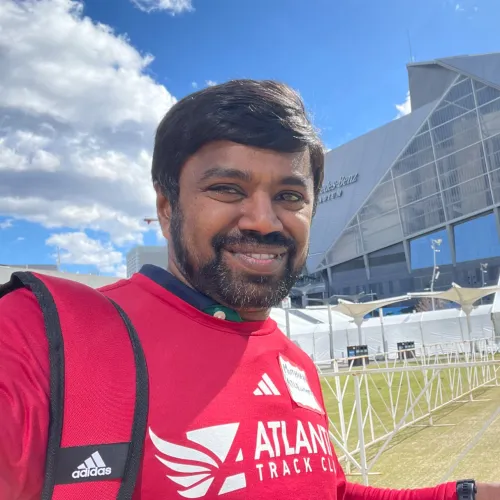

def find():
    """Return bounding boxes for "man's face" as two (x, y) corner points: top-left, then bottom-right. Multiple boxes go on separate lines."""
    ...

(157, 140), (314, 313)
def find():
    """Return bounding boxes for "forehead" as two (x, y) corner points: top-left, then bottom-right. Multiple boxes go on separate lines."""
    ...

(181, 140), (313, 185)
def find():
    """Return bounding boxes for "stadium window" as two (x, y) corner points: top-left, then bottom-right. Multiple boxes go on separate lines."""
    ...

(454, 213), (500, 262)
(410, 229), (452, 270)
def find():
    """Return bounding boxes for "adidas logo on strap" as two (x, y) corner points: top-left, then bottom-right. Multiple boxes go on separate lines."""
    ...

(253, 373), (280, 396)
(72, 451), (112, 479)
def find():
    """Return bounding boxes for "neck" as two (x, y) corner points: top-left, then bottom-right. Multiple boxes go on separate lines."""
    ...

(167, 262), (271, 322)
(237, 308), (271, 322)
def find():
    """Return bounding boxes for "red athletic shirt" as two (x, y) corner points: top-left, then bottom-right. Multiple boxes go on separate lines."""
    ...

(0, 272), (458, 500)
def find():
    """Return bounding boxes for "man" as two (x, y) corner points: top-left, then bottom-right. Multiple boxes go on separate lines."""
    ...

(0, 80), (497, 499)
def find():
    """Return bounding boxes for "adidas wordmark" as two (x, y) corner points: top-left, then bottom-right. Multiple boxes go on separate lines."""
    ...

(72, 451), (112, 479)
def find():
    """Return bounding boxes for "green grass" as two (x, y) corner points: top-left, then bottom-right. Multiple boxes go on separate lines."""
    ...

(319, 365), (500, 487)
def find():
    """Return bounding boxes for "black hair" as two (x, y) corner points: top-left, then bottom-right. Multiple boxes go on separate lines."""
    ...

(152, 79), (324, 211)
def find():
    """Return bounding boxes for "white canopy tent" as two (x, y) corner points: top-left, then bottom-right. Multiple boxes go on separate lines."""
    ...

(409, 283), (500, 341)
(332, 295), (410, 345)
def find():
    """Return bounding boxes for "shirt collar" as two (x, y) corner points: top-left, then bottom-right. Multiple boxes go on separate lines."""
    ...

(139, 265), (243, 322)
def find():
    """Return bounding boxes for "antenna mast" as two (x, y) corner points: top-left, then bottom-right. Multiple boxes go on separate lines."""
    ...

(407, 29), (414, 63)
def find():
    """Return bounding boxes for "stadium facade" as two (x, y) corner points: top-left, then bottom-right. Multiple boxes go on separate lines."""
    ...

(303, 53), (500, 304)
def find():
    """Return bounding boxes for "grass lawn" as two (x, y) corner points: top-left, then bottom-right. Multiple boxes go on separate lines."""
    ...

(320, 364), (500, 487)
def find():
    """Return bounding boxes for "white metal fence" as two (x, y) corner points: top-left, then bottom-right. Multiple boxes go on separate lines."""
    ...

(316, 339), (500, 485)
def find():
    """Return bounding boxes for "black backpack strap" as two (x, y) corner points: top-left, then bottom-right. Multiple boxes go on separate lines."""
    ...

(1, 271), (149, 500)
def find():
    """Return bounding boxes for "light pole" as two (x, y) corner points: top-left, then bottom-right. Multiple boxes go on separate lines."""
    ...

(430, 238), (442, 311)
(480, 263), (488, 305)
(480, 263), (488, 287)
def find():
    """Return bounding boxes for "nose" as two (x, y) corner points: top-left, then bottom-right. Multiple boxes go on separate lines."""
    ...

(238, 192), (284, 235)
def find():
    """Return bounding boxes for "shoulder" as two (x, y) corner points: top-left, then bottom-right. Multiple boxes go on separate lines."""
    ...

(98, 277), (131, 294)
(0, 287), (49, 376)
(0, 286), (45, 335)
(0, 287), (49, 499)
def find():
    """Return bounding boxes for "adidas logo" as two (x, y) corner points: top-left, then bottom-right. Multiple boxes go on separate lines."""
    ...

(253, 373), (280, 396)
(71, 451), (112, 479)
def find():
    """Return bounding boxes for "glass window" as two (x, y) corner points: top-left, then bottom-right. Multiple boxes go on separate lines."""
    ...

(410, 229), (452, 270)
(478, 98), (500, 138)
(401, 131), (433, 157)
(488, 168), (500, 203)
(392, 132), (434, 178)
(475, 86), (500, 107)
(347, 217), (358, 228)
(325, 225), (363, 266)
(437, 142), (487, 189)
(442, 174), (492, 220)
(400, 194), (446, 236)
(358, 181), (397, 222)
(380, 171), (392, 183)
(447, 78), (473, 101)
(473, 79), (486, 91)
(394, 162), (439, 207)
(454, 213), (500, 262)
(360, 210), (403, 253)
(484, 136), (500, 175)
(429, 94), (475, 128)
(418, 121), (430, 134)
(432, 111), (480, 159)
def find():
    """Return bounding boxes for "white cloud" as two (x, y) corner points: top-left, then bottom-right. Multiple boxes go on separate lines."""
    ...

(191, 81), (198, 89)
(131, 0), (193, 14)
(16, 236), (25, 242)
(206, 80), (217, 87)
(46, 232), (126, 277)
(0, 197), (145, 246)
(395, 91), (411, 118)
(0, 219), (13, 230)
(0, 0), (176, 271)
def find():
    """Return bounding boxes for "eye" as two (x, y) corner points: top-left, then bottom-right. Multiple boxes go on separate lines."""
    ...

(276, 192), (304, 203)
(206, 184), (245, 200)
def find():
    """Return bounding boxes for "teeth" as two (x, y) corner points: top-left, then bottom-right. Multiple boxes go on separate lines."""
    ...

(245, 253), (277, 260)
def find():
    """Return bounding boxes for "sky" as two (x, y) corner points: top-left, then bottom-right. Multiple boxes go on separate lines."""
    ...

(1, 0), (500, 277)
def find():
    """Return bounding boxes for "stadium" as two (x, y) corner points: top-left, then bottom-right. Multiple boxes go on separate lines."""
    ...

(295, 52), (500, 309)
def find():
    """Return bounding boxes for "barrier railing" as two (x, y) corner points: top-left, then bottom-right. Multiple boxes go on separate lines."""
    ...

(316, 339), (500, 485)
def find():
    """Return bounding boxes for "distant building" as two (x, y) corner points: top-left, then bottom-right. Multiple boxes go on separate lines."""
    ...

(0, 264), (58, 271)
(0, 266), (119, 288)
(126, 245), (168, 277)
(305, 52), (500, 302)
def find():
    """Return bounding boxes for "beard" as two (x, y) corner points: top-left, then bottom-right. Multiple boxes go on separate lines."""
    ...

(169, 206), (303, 310)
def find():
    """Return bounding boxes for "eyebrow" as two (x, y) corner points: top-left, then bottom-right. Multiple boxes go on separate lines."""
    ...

(199, 167), (252, 183)
(199, 166), (310, 189)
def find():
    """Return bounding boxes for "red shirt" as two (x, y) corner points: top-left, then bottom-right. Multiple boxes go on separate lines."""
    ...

(0, 273), (458, 500)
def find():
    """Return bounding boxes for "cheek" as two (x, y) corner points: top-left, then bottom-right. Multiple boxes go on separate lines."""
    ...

(181, 199), (226, 259)
(286, 214), (311, 256)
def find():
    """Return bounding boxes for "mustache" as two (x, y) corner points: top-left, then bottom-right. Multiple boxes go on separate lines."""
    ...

(212, 231), (297, 253)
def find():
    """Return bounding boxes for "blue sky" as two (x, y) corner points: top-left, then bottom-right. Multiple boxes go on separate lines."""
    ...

(1, 0), (499, 276)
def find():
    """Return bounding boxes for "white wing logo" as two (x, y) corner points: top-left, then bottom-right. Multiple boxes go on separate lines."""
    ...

(149, 423), (246, 498)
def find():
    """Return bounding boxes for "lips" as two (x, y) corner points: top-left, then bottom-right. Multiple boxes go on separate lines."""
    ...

(225, 247), (287, 260)
(231, 252), (283, 260)
(223, 247), (288, 274)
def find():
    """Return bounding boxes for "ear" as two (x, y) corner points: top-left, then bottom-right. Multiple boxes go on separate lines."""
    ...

(155, 183), (172, 241)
